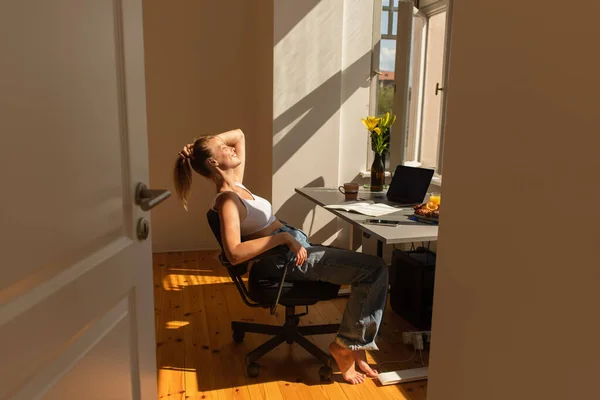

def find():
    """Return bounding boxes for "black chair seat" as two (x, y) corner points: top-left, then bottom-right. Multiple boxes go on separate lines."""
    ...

(248, 274), (341, 306)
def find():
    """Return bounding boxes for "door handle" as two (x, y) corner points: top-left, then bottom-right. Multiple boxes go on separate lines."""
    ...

(135, 182), (171, 211)
(435, 82), (444, 96)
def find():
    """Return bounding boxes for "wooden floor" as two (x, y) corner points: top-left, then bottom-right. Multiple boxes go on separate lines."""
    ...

(153, 250), (429, 400)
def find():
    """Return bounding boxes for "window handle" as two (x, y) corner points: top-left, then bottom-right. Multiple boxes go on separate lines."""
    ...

(435, 82), (444, 96)
(373, 70), (383, 76)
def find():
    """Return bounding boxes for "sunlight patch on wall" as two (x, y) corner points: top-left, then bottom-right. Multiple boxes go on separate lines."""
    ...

(273, 108), (312, 145)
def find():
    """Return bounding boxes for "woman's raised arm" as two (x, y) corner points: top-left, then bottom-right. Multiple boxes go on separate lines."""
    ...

(216, 129), (246, 182)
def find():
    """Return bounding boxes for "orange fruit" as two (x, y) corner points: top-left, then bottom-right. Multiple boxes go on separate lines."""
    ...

(426, 202), (439, 211)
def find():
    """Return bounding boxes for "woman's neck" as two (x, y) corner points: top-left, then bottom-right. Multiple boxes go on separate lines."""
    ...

(214, 170), (238, 193)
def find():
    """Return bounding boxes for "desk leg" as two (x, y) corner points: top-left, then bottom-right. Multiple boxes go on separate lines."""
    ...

(337, 225), (354, 297)
(376, 239), (386, 341)
(337, 224), (362, 297)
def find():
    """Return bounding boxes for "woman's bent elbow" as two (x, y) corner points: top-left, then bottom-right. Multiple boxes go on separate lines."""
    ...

(227, 251), (246, 266)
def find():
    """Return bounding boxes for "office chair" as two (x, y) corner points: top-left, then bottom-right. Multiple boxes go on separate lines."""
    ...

(206, 210), (341, 380)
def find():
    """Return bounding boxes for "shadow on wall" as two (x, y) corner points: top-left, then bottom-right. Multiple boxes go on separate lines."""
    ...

(275, 176), (339, 245)
(274, 0), (321, 45)
(273, 51), (372, 174)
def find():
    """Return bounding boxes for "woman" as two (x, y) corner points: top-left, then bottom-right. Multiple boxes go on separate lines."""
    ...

(173, 129), (388, 385)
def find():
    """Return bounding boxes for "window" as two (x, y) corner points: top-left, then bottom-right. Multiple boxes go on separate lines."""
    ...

(368, 0), (399, 172)
(377, 0), (398, 117)
(369, 0), (451, 177)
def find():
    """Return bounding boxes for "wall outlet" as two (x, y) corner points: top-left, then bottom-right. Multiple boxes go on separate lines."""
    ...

(412, 334), (424, 350)
(413, 330), (431, 337)
(403, 331), (431, 349)
(402, 331), (431, 344)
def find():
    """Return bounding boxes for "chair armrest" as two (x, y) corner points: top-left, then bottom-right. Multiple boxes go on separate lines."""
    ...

(270, 260), (291, 315)
(219, 247), (291, 313)
(219, 253), (249, 276)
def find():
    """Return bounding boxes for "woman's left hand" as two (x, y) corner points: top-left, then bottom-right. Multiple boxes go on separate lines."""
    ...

(178, 143), (193, 161)
(285, 235), (307, 266)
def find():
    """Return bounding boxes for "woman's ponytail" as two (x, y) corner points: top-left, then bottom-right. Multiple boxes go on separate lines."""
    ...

(172, 135), (215, 210)
(173, 157), (193, 210)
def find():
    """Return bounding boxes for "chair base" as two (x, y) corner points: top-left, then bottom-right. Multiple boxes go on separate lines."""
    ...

(231, 306), (339, 378)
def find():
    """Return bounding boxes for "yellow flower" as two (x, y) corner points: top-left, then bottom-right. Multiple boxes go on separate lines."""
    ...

(389, 114), (396, 125)
(379, 112), (397, 129)
(361, 116), (381, 132)
(373, 127), (381, 135)
(381, 112), (390, 126)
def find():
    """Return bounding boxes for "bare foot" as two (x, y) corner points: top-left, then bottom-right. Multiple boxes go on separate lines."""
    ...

(329, 342), (366, 384)
(353, 350), (378, 378)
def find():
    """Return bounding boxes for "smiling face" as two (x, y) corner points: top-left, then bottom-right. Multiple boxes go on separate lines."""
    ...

(206, 137), (241, 171)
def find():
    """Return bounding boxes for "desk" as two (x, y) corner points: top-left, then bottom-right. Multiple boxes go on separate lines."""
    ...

(295, 187), (438, 256)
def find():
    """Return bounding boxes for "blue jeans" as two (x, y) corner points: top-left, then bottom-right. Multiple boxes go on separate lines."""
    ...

(265, 225), (389, 351)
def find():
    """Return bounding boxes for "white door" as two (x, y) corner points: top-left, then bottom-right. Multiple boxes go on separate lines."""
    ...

(0, 1), (159, 399)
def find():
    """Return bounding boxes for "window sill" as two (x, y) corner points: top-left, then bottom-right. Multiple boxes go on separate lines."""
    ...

(359, 171), (442, 186)
(360, 170), (392, 178)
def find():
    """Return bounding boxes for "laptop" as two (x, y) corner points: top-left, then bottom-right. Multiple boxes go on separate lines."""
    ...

(384, 165), (435, 206)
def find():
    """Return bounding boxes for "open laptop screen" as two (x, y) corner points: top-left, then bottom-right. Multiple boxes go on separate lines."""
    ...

(386, 165), (435, 205)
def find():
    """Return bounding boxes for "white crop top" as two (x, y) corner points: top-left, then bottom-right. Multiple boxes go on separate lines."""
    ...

(211, 182), (276, 237)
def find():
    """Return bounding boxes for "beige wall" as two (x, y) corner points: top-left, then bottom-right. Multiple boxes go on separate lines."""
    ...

(145, 0), (376, 252)
(143, 0), (273, 252)
(428, 1), (600, 399)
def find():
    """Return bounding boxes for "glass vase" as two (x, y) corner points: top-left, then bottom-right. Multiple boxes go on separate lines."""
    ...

(370, 152), (385, 192)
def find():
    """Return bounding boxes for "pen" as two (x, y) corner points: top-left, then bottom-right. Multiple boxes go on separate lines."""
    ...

(409, 216), (438, 225)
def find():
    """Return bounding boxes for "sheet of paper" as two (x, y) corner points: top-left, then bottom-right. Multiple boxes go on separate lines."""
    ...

(324, 202), (400, 217)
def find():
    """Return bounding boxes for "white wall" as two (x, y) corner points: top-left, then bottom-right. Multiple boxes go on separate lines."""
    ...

(273, 0), (374, 246)
(420, 0), (444, 8)
(428, 1), (600, 399)
(338, 0), (376, 185)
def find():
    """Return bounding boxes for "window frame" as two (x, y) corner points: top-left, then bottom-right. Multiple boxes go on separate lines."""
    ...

(367, 0), (384, 172)
(368, 0), (453, 180)
(405, 10), (427, 165)
(426, 0), (454, 176)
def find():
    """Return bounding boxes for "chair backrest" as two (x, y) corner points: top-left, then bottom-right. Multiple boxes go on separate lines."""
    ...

(206, 209), (224, 249)
(206, 209), (249, 277)
(206, 208), (287, 267)
(206, 208), (291, 308)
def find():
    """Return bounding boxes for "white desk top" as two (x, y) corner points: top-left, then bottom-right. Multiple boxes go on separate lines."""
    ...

(295, 187), (438, 244)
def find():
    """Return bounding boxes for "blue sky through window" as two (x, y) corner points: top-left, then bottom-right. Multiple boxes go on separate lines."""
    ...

(380, 4), (398, 72)
(380, 39), (396, 72)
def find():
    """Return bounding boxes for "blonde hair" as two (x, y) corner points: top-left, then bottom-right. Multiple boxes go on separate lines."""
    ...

(173, 135), (215, 210)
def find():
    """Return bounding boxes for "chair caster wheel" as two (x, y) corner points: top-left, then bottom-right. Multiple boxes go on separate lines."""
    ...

(319, 365), (333, 381)
(232, 330), (245, 343)
(247, 362), (260, 378)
